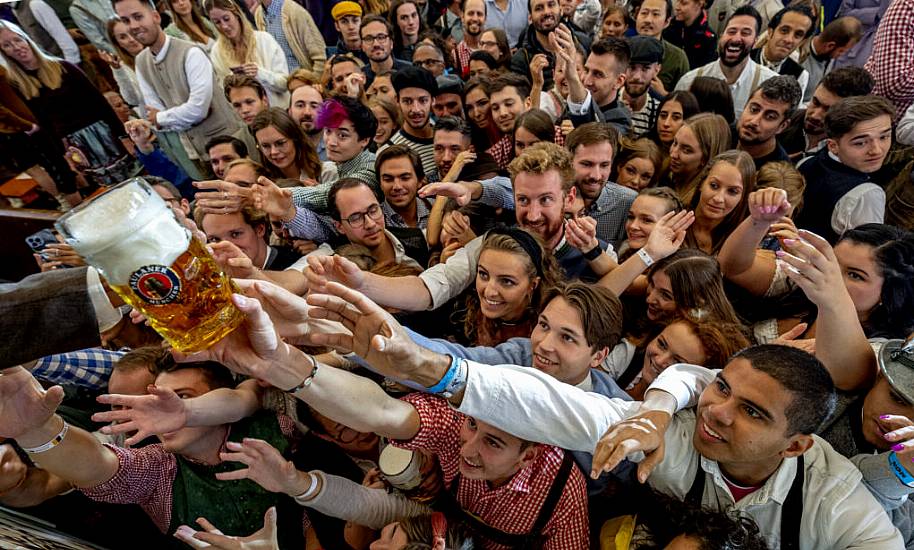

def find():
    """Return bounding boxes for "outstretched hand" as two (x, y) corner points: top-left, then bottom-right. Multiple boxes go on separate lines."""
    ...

(777, 230), (848, 308)
(306, 282), (430, 382)
(235, 279), (332, 347)
(590, 410), (671, 483)
(216, 438), (308, 496)
(174, 506), (280, 550)
(642, 210), (694, 260)
(305, 255), (365, 294)
(92, 385), (188, 446)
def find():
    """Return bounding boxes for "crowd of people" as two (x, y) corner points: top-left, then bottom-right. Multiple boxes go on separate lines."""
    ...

(2, 0), (914, 547)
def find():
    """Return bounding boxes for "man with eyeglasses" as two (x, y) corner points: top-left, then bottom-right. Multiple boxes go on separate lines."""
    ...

(412, 42), (448, 77)
(359, 15), (411, 84)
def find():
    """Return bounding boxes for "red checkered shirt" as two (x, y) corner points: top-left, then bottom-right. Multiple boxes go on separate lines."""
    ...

(394, 394), (589, 550)
(864, 0), (914, 120)
(81, 415), (300, 534)
(553, 125), (566, 147)
(486, 134), (514, 171)
(456, 41), (474, 79)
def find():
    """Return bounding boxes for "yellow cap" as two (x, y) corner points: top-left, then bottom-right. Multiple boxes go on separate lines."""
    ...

(331, 1), (362, 20)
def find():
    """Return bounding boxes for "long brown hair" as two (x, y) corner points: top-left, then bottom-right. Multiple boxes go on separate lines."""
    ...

(673, 113), (731, 203)
(106, 17), (138, 70)
(250, 107), (322, 181)
(687, 149), (756, 255)
(163, 0), (215, 44)
(462, 230), (563, 345)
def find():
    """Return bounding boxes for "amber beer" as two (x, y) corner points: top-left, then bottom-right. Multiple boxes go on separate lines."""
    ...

(56, 178), (243, 352)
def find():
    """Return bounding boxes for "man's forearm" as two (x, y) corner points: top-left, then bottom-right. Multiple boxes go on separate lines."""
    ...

(360, 273), (433, 311)
(16, 416), (119, 489)
(290, 362), (420, 440)
(185, 383), (262, 427)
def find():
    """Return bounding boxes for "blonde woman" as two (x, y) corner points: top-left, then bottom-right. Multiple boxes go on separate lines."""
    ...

(205, 0), (289, 107)
(163, 0), (216, 50)
(0, 21), (139, 202)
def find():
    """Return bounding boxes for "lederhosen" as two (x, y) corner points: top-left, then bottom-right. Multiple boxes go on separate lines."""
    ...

(434, 453), (575, 549)
(686, 455), (805, 550)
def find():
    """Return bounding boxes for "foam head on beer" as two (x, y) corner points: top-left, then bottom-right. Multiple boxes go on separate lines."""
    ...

(61, 180), (190, 285)
(56, 178), (243, 352)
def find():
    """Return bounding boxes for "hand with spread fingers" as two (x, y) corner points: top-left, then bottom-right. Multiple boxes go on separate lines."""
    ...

(776, 230), (848, 307)
(305, 254), (365, 294)
(305, 282), (432, 382)
(174, 506), (280, 550)
(772, 323), (815, 354)
(419, 181), (473, 206)
(234, 279), (333, 347)
(91, 385), (187, 446)
(216, 438), (309, 495)
(642, 210), (694, 260)
(194, 180), (253, 215)
(590, 409), (672, 483)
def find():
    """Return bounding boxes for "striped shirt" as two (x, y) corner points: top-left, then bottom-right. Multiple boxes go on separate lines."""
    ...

(384, 130), (437, 180)
(630, 95), (660, 137)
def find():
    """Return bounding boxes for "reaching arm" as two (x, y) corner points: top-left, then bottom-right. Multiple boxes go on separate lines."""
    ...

(718, 188), (791, 296)
(778, 231), (877, 390)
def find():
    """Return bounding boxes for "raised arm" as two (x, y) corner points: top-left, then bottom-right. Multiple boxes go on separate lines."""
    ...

(778, 230), (877, 390)
(718, 188), (791, 296)
(0, 368), (119, 489)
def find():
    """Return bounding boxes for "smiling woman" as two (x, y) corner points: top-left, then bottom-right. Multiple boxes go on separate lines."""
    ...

(455, 229), (564, 347)
(251, 107), (323, 183)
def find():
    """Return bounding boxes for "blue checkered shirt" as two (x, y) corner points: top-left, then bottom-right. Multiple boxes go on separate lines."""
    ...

(31, 348), (124, 391)
(264, 0), (299, 71)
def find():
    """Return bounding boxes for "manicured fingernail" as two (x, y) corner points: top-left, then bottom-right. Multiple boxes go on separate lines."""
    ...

(775, 250), (785, 257)
(881, 415), (891, 419)
(893, 444), (905, 451)
(783, 238), (796, 245)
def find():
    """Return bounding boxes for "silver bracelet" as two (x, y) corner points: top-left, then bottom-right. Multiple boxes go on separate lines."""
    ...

(293, 472), (321, 502)
(637, 248), (655, 267)
(22, 420), (69, 454)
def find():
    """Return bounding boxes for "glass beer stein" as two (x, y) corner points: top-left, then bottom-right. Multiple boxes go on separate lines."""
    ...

(56, 177), (243, 352)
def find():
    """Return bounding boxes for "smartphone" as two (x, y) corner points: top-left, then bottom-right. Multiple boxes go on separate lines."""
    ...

(25, 228), (58, 261)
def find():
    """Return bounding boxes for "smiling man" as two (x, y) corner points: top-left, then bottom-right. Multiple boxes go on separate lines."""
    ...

(509, 0), (562, 89)
(795, 96), (894, 243)
(634, 0), (689, 92)
(750, 5), (814, 98)
(675, 5), (777, 118)
(114, 0), (241, 170)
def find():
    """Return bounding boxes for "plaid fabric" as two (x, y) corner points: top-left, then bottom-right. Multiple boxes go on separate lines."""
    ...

(456, 41), (474, 78)
(553, 125), (565, 147)
(290, 150), (378, 213)
(32, 348), (124, 391)
(286, 206), (338, 243)
(486, 134), (514, 171)
(382, 198), (431, 230)
(394, 394), (589, 550)
(264, 0), (300, 71)
(864, 0), (914, 120)
(587, 183), (637, 249)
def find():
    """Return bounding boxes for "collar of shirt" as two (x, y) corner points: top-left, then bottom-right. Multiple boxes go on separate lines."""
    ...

(262, 246), (276, 270)
(759, 48), (784, 72)
(382, 198), (430, 228)
(337, 148), (375, 175)
(265, 0), (283, 19)
(586, 185), (613, 213)
(575, 374), (594, 392)
(153, 34), (172, 62)
(698, 454), (799, 507)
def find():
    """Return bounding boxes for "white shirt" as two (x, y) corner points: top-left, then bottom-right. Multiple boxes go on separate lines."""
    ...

(455, 362), (903, 549)
(758, 47), (809, 99)
(211, 31), (289, 108)
(135, 35), (215, 132)
(29, 0), (81, 65)
(897, 102), (914, 146)
(675, 58), (778, 118)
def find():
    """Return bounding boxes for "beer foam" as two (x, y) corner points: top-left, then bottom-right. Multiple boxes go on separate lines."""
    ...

(61, 182), (190, 285)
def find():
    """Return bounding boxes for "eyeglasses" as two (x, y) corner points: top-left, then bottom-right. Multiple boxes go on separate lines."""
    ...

(362, 33), (389, 43)
(342, 203), (383, 227)
(415, 58), (444, 68)
(479, 40), (498, 48)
